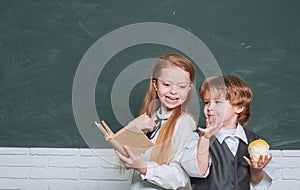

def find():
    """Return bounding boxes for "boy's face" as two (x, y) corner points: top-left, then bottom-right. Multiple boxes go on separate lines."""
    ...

(202, 91), (241, 129)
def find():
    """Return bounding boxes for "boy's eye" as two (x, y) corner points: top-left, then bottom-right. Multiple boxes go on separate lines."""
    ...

(163, 83), (170, 86)
(203, 101), (209, 105)
(179, 86), (187, 89)
(215, 100), (222, 104)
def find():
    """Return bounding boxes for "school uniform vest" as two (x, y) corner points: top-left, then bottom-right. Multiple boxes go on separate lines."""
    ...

(191, 128), (259, 190)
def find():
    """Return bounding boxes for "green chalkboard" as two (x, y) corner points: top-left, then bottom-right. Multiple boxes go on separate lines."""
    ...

(0, 0), (299, 149)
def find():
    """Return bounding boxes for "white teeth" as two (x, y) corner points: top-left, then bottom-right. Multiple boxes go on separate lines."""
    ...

(167, 96), (178, 100)
(165, 96), (179, 104)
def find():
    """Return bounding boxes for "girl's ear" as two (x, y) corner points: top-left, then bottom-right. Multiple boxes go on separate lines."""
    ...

(235, 106), (244, 114)
(188, 83), (193, 91)
(152, 79), (158, 91)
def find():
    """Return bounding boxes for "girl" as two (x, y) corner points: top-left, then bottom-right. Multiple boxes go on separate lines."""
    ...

(115, 53), (197, 190)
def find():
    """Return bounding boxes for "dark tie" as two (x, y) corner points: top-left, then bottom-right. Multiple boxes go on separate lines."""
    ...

(146, 115), (168, 139)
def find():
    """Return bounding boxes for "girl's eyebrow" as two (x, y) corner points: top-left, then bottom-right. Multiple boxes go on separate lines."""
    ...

(158, 78), (190, 84)
(177, 81), (190, 84)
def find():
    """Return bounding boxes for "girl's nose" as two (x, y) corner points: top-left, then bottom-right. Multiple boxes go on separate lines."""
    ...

(169, 86), (177, 94)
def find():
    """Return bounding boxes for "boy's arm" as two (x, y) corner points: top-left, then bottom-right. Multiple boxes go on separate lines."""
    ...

(181, 119), (222, 177)
(196, 135), (210, 176)
(244, 154), (274, 189)
(196, 119), (223, 175)
(181, 132), (210, 178)
(250, 167), (265, 185)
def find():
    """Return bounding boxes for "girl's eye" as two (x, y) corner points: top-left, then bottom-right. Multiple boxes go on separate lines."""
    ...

(203, 101), (209, 105)
(180, 86), (187, 89)
(163, 83), (170, 86)
(215, 100), (222, 104)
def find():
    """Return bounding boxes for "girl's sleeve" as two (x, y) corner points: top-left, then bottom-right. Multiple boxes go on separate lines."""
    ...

(140, 114), (196, 189)
(141, 161), (190, 189)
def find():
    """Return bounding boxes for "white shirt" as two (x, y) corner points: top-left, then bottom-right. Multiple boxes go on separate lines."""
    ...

(181, 132), (211, 178)
(130, 110), (197, 190)
(181, 124), (275, 190)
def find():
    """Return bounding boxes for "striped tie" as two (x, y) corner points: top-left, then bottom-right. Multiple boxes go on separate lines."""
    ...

(146, 115), (168, 139)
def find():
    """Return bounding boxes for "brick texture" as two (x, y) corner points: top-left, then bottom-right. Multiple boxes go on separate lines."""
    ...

(0, 148), (299, 190)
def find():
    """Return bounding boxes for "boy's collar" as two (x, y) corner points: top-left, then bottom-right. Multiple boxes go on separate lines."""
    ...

(215, 123), (248, 144)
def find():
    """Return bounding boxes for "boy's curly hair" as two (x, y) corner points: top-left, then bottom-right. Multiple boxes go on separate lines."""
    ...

(199, 75), (253, 126)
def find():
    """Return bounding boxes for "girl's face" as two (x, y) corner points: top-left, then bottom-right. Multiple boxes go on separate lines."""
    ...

(202, 92), (243, 129)
(153, 66), (192, 114)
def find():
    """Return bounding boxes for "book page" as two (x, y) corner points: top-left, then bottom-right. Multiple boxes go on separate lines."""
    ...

(95, 121), (153, 156)
(94, 121), (114, 137)
(113, 124), (153, 155)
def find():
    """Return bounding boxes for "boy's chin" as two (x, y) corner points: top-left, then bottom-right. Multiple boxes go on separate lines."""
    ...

(207, 117), (217, 125)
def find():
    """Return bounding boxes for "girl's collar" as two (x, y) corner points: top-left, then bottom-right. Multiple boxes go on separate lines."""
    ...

(156, 108), (172, 119)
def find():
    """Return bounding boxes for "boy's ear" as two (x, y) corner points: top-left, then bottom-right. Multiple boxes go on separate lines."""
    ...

(235, 106), (244, 114)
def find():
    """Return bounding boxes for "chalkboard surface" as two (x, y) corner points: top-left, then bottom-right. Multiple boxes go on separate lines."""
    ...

(1, 0), (299, 149)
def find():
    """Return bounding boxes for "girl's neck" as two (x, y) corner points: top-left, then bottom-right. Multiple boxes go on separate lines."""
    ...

(160, 106), (174, 115)
(159, 107), (173, 116)
(160, 106), (185, 115)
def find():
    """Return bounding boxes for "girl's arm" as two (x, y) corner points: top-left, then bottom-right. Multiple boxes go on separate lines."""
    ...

(116, 144), (190, 189)
(116, 114), (195, 189)
(141, 115), (195, 189)
(115, 145), (147, 174)
(127, 113), (155, 133)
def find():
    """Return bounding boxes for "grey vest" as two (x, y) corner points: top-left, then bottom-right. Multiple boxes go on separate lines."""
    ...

(191, 128), (259, 190)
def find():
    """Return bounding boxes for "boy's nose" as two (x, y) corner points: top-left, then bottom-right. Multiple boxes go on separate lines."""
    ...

(207, 103), (214, 110)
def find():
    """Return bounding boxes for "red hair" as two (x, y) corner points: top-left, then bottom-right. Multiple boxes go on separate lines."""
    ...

(140, 53), (195, 164)
(199, 75), (252, 126)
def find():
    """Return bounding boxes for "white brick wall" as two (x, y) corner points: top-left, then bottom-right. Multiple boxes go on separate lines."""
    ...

(268, 150), (300, 190)
(0, 148), (131, 190)
(0, 148), (299, 190)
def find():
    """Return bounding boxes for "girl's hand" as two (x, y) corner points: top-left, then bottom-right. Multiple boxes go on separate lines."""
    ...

(105, 135), (112, 141)
(115, 145), (147, 175)
(128, 113), (156, 133)
(243, 154), (273, 170)
(198, 118), (223, 139)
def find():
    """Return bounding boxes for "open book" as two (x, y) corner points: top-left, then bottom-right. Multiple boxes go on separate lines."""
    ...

(95, 120), (154, 156)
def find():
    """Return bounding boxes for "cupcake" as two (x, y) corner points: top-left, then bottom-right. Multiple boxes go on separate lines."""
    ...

(248, 139), (269, 162)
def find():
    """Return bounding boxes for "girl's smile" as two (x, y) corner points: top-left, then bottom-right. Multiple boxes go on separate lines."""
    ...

(153, 66), (192, 114)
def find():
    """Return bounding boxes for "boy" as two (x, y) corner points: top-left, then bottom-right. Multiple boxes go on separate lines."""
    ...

(181, 75), (274, 190)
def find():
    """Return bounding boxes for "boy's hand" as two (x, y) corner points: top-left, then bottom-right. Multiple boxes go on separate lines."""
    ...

(115, 145), (147, 175)
(243, 154), (272, 185)
(243, 154), (272, 170)
(128, 113), (156, 133)
(195, 118), (222, 175)
(198, 118), (223, 139)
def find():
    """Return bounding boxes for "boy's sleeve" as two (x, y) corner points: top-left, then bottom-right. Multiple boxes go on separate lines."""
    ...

(251, 159), (275, 190)
(181, 132), (211, 178)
